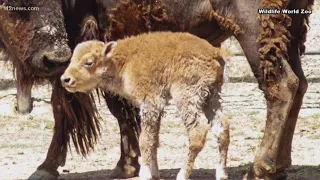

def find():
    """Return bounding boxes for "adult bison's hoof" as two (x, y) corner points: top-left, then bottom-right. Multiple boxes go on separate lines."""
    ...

(15, 94), (33, 114)
(110, 164), (139, 179)
(252, 156), (277, 178)
(265, 170), (288, 180)
(28, 170), (58, 180)
(243, 171), (288, 180)
(243, 160), (286, 180)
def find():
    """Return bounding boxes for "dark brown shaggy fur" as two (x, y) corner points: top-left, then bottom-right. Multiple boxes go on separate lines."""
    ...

(257, 0), (292, 85)
(104, 1), (153, 41)
(0, 13), (34, 64)
(0, 11), (39, 86)
(59, 14), (104, 156)
(103, 0), (171, 41)
(258, 0), (315, 99)
(104, 0), (241, 41)
(50, 68), (101, 156)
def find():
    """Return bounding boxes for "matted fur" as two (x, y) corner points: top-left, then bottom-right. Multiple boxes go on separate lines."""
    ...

(104, 0), (167, 41)
(209, 11), (242, 35)
(104, 0), (241, 41)
(0, 9), (41, 86)
(257, 0), (292, 84)
(258, 0), (315, 96)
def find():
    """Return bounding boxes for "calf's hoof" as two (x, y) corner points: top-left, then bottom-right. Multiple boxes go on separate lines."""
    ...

(110, 164), (139, 179)
(176, 169), (186, 180)
(215, 164), (228, 180)
(28, 170), (58, 180)
(138, 164), (159, 180)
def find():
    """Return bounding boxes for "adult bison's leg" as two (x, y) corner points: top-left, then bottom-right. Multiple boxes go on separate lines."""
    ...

(236, 29), (298, 179)
(251, 62), (298, 179)
(270, 40), (307, 180)
(30, 107), (69, 179)
(28, 122), (67, 179)
(29, 75), (101, 180)
(103, 93), (141, 178)
(16, 68), (33, 114)
(232, 0), (301, 178)
(274, 2), (311, 175)
(28, 130), (67, 180)
(28, 84), (68, 180)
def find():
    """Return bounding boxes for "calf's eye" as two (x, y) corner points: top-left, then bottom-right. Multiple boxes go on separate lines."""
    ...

(84, 61), (94, 67)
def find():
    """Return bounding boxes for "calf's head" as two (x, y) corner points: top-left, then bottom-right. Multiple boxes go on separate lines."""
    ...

(61, 40), (117, 93)
(0, 0), (71, 73)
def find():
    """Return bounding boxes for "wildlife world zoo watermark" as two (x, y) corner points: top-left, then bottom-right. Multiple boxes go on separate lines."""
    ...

(258, 8), (312, 15)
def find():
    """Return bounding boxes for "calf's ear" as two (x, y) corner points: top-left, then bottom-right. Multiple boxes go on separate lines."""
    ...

(102, 41), (117, 59)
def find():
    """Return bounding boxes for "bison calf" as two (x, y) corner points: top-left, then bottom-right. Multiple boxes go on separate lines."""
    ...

(61, 32), (230, 180)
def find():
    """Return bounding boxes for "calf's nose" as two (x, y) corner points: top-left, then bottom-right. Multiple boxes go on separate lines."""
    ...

(61, 75), (75, 87)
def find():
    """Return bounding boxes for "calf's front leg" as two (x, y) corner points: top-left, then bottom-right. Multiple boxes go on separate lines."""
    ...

(138, 102), (163, 180)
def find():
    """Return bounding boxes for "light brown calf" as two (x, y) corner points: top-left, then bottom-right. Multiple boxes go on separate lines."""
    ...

(61, 32), (230, 180)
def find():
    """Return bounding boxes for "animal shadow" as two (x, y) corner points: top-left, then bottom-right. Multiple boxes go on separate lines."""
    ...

(58, 164), (320, 180)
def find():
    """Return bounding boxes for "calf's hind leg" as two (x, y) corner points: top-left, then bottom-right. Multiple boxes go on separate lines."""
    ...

(174, 87), (221, 180)
(203, 91), (229, 180)
(214, 113), (229, 180)
(176, 111), (210, 180)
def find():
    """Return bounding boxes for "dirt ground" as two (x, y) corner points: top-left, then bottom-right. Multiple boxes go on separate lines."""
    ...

(1, 2), (320, 180)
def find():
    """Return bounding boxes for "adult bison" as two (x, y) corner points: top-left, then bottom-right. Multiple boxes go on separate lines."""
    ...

(0, 0), (119, 179)
(0, 0), (72, 114)
(0, 0), (140, 179)
(0, 0), (314, 180)
(0, 0), (141, 179)
(91, 0), (313, 179)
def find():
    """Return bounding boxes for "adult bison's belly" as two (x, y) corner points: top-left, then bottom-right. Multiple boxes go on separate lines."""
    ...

(163, 0), (231, 45)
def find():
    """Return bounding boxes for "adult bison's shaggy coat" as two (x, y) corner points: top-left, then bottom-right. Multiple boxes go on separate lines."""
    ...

(61, 32), (230, 180)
